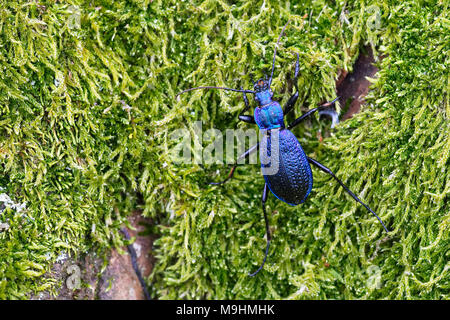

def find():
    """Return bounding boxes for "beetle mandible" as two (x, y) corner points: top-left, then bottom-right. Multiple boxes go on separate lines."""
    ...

(176, 20), (389, 276)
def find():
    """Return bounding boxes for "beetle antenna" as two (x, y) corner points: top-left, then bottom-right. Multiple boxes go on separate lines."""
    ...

(176, 86), (254, 97)
(269, 19), (291, 86)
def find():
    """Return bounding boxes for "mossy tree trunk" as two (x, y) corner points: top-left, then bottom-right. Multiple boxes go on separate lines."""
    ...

(0, 1), (448, 299)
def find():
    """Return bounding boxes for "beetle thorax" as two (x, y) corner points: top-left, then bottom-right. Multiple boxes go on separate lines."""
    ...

(254, 90), (273, 106)
(254, 101), (285, 130)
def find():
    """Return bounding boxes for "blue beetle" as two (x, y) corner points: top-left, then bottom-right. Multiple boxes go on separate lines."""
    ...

(177, 21), (389, 276)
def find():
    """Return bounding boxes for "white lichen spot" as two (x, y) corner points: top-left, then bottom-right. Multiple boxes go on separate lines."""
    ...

(129, 287), (136, 298)
(56, 252), (68, 264)
(120, 100), (132, 112)
(54, 72), (64, 87)
(0, 193), (27, 213)
(297, 285), (309, 295)
(133, 242), (142, 258)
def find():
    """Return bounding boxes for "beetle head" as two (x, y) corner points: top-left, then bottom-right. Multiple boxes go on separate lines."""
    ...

(253, 78), (273, 106)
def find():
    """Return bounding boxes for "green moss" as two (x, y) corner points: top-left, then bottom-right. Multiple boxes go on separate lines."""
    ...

(0, 0), (448, 299)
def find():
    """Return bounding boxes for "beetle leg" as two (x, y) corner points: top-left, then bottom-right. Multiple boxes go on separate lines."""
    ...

(307, 157), (390, 233)
(238, 114), (255, 123)
(209, 143), (259, 185)
(283, 90), (299, 117)
(249, 183), (271, 276)
(238, 88), (256, 124)
(287, 97), (339, 130)
(282, 53), (300, 116)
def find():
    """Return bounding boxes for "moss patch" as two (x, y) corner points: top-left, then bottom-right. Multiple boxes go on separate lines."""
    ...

(0, 0), (448, 299)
